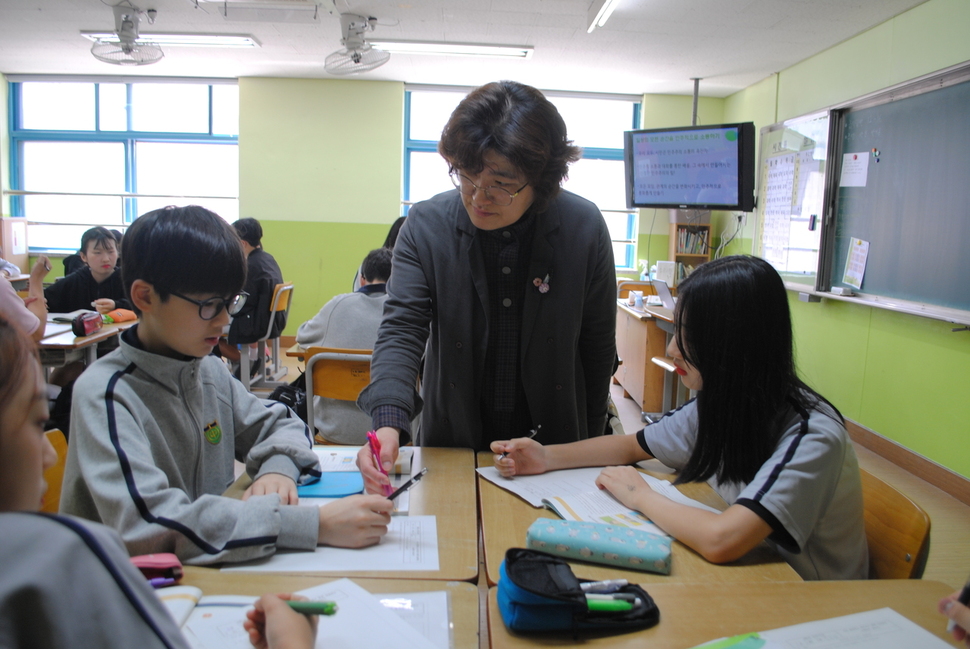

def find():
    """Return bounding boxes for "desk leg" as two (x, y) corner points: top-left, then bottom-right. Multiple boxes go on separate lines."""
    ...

(86, 345), (98, 365)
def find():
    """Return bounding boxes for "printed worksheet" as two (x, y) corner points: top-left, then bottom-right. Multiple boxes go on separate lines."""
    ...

(222, 516), (439, 573)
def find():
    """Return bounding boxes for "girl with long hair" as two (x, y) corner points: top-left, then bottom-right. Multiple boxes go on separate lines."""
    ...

(492, 255), (868, 580)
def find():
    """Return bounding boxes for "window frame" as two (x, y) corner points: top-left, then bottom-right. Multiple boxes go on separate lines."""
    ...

(402, 85), (640, 270)
(7, 77), (239, 252)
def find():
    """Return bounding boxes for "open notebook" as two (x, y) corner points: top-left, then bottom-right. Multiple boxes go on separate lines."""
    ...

(159, 578), (449, 649)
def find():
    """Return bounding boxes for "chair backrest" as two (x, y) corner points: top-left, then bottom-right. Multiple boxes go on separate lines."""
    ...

(305, 347), (372, 403)
(860, 468), (931, 579)
(260, 282), (294, 341)
(616, 280), (657, 299)
(40, 429), (68, 514)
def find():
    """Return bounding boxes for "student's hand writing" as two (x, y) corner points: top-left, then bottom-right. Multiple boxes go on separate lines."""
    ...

(318, 493), (392, 547)
(91, 298), (116, 314)
(490, 438), (549, 477)
(595, 466), (653, 510)
(356, 427), (398, 494)
(30, 256), (51, 283)
(940, 591), (970, 646)
(244, 473), (299, 505)
(244, 593), (316, 649)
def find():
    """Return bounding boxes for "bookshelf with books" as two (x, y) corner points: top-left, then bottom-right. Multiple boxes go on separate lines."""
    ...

(668, 223), (711, 284)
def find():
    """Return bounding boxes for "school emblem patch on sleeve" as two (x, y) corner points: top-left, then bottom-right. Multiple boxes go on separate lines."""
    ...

(203, 421), (223, 445)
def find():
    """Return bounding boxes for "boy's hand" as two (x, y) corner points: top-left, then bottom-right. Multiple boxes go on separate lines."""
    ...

(244, 593), (316, 649)
(244, 474), (299, 505)
(318, 494), (391, 547)
(355, 427), (398, 494)
(92, 298), (115, 314)
(490, 438), (548, 477)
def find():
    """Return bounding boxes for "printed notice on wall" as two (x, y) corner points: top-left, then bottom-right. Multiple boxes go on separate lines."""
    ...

(842, 237), (869, 289)
(840, 152), (869, 187)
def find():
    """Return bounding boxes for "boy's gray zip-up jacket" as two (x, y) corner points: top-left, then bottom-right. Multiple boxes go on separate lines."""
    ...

(61, 326), (322, 565)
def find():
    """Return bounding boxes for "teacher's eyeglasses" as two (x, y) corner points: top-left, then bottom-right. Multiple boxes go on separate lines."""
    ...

(170, 291), (249, 320)
(449, 171), (528, 207)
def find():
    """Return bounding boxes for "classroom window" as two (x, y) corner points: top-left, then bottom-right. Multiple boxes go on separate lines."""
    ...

(404, 86), (640, 270)
(8, 79), (239, 252)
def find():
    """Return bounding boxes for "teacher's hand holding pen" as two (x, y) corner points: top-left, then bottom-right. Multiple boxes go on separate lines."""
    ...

(244, 593), (317, 649)
(356, 426), (399, 494)
(490, 437), (549, 478)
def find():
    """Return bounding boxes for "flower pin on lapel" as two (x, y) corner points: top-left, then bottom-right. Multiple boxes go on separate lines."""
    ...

(533, 274), (550, 294)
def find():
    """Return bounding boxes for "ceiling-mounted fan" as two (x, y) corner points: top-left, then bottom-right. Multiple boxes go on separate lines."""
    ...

(324, 14), (389, 75)
(90, 2), (164, 66)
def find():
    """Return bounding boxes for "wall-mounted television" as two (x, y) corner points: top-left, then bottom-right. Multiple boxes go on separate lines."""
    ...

(623, 122), (755, 212)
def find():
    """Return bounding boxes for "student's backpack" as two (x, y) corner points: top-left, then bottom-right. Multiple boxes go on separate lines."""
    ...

(268, 371), (308, 424)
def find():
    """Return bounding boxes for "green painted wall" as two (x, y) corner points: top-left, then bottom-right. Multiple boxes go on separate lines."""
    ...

(238, 78), (405, 334)
(725, 0), (970, 478)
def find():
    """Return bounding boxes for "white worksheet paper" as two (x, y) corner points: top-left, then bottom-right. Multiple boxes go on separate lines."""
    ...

(477, 466), (720, 514)
(221, 516), (439, 573)
(178, 580), (448, 649)
(757, 607), (953, 649)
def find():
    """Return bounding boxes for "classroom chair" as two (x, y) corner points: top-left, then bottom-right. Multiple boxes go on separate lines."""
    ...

(304, 347), (372, 444)
(41, 428), (68, 514)
(240, 282), (294, 392)
(860, 468), (931, 579)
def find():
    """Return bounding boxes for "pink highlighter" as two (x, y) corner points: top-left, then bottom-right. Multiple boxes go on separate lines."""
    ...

(366, 431), (394, 497)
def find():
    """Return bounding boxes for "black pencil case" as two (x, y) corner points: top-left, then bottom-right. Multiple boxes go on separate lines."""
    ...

(496, 547), (660, 634)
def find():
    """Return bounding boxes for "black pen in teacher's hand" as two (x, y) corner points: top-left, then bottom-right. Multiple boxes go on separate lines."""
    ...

(388, 467), (428, 501)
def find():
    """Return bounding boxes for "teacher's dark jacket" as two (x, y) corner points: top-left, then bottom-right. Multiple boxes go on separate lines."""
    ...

(358, 189), (617, 450)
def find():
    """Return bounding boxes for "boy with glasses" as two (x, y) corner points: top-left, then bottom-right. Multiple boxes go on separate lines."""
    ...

(61, 206), (392, 564)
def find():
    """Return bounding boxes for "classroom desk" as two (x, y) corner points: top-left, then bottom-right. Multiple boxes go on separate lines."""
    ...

(180, 571), (480, 649)
(614, 301), (666, 416)
(226, 447), (479, 582)
(286, 343), (306, 359)
(477, 452), (799, 587)
(37, 319), (136, 367)
(487, 579), (959, 648)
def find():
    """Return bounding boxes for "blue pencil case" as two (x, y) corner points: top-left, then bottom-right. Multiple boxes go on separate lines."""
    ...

(296, 472), (364, 498)
(526, 519), (672, 574)
(497, 548), (659, 634)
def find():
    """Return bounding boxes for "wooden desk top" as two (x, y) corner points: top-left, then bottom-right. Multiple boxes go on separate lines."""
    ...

(617, 301), (653, 321)
(477, 452), (799, 587)
(643, 305), (674, 323)
(487, 579), (959, 648)
(38, 319), (135, 349)
(180, 571), (480, 649)
(227, 447), (479, 582)
(286, 343), (305, 358)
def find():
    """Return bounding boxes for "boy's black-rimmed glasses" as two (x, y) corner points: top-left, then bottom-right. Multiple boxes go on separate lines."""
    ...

(170, 291), (249, 320)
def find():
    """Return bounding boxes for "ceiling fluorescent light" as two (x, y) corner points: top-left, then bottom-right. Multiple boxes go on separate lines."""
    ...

(587, 0), (622, 33)
(82, 32), (260, 48)
(369, 41), (533, 59)
(194, 1), (332, 23)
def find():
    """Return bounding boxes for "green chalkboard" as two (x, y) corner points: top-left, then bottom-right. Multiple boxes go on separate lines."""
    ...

(829, 69), (970, 312)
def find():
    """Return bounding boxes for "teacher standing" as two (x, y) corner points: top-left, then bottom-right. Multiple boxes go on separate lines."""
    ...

(357, 80), (616, 489)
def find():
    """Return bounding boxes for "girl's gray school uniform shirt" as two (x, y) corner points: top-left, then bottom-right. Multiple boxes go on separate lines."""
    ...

(638, 398), (868, 580)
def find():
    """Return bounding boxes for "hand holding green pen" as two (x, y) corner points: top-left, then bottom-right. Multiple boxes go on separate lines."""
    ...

(287, 600), (337, 616)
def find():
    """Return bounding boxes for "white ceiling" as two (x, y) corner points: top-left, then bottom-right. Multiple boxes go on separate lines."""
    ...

(0, 0), (930, 97)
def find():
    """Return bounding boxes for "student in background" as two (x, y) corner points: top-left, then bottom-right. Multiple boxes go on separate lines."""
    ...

(491, 255), (868, 581)
(297, 247), (394, 444)
(61, 206), (392, 565)
(0, 256), (49, 342)
(0, 315), (316, 649)
(220, 217), (285, 373)
(351, 216), (406, 290)
(0, 246), (21, 278)
(357, 80), (616, 479)
(44, 226), (129, 314)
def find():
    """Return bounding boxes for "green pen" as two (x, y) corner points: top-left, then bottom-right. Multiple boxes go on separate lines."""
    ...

(287, 600), (338, 616)
(586, 599), (633, 612)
